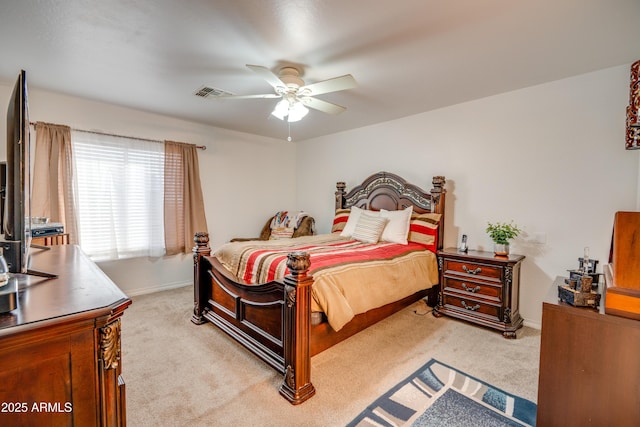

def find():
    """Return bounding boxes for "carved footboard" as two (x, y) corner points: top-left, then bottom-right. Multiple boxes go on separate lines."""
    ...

(192, 232), (315, 405)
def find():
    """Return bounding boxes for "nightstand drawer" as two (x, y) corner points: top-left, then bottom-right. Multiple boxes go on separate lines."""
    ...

(443, 259), (502, 281)
(442, 294), (501, 321)
(442, 277), (502, 302)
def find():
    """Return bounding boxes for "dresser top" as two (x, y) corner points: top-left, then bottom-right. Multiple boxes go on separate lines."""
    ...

(439, 248), (525, 263)
(0, 245), (130, 333)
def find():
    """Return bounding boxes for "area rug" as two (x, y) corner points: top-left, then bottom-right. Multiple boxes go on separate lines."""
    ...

(347, 359), (536, 427)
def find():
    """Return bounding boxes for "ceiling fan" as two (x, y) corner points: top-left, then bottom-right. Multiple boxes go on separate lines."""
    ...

(217, 64), (357, 122)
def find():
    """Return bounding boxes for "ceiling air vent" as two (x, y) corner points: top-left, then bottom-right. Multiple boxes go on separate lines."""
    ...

(194, 86), (233, 98)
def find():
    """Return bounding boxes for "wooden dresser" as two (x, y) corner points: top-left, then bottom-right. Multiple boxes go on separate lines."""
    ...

(536, 276), (640, 426)
(434, 248), (525, 338)
(0, 245), (131, 427)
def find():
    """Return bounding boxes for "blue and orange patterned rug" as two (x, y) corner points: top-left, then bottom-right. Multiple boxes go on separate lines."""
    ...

(347, 359), (536, 427)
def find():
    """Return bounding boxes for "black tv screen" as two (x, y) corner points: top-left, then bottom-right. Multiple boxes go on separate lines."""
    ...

(2, 70), (32, 273)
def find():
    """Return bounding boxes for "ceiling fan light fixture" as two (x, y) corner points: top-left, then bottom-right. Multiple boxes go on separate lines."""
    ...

(287, 101), (309, 122)
(271, 99), (289, 120)
(271, 98), (309, 122)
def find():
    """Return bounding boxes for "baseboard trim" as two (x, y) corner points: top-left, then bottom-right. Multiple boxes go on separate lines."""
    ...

(523, 319), (541, 330)
(124, 281), (191, 297)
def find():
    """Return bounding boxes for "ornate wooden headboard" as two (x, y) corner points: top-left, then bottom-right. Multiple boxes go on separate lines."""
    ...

(334, 171), (446, 249)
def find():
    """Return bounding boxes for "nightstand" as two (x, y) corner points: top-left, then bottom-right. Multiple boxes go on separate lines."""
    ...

(433, 248), (525, 338)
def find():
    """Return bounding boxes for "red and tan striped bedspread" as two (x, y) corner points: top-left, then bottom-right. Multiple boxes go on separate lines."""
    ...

(213, 234), (439, 331)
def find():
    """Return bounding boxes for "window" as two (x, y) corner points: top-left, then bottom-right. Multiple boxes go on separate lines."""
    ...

(72, 131), (165, 261)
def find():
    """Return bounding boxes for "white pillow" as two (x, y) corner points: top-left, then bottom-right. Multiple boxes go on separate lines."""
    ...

(341, 206), (379, 238)
(351, 211), (388, 243)
(380, 206), (413, 244)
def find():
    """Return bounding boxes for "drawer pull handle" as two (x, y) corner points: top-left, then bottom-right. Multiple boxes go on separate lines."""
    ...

(462, 265), (482, 275)
(461, 301), (481, 311)
(462, 283), (481, 293)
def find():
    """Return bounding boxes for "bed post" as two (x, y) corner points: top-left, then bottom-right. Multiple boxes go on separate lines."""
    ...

(191, 231), (211, 325)
(430, 176), (446, 250)
(279, 251), (316, 405)
(335, 181), (346, 210)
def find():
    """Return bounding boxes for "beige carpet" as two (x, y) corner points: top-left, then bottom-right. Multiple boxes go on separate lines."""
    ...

(122, 286), (540, 426)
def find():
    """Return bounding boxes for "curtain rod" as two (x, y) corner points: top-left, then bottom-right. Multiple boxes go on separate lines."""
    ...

(29, 122), (206, 150)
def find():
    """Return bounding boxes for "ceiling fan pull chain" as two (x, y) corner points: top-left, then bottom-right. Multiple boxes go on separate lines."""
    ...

(287, 121), (292, 142)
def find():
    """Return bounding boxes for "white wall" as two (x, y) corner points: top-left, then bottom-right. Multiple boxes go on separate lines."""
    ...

(297, 64), (640, 327)
(0, 85), (298, 296)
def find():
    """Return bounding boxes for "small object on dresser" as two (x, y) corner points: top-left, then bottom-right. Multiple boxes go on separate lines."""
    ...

(580, 275), (593, 293)
(567, 249), (601, 291)
(559, 276), (601, 308)
(31, 222), (64, 238)
(0, 254), (17, 313)
(0, 254), (8, 285)
(580, 247), (593, 272)
(568, 270), (601, 289)
(459, 234), (468, 252)
(0, 277), (18, 313)
(31, 216), (49, 224)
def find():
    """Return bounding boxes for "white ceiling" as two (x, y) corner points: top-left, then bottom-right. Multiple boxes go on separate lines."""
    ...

(0, 0), (639, 141)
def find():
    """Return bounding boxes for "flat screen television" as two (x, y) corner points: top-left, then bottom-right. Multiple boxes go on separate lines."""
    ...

(1, 70), (56, 279)
(1, 70), (32, 274)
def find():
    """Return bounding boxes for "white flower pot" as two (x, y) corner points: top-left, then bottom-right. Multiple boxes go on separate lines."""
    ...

(494, 243), (510, 256)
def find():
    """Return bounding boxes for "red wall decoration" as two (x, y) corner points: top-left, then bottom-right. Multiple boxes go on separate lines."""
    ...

(626, 60), (640, 150)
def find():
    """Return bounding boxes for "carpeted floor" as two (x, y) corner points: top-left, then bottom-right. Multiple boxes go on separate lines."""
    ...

(122, 285), (540, 426)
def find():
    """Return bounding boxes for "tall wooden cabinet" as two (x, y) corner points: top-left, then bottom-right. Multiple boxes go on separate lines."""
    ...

(537, 277), (640, 426)
(0, 245), (131, 426)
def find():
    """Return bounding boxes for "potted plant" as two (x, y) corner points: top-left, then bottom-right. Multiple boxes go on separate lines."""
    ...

(486, 221), (521, 256)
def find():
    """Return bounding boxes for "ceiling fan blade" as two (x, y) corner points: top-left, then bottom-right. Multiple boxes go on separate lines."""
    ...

(216, 94), (281, 100)
(246, 64), (285, 90)
(301, 97), (347, 115)
(300, 74), (357, 96)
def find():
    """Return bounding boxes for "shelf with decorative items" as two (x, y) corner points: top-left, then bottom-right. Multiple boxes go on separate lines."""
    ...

(433, 248), (525, 338)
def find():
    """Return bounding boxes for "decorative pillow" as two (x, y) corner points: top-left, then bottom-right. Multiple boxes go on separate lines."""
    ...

(332, 208), (350, 233)
(408, 213), (442, 251)
(351, 212), (388, 244)
(380, 206), (413, 244)
(270, 227), (295, 240)
(341, 206), (379, 238)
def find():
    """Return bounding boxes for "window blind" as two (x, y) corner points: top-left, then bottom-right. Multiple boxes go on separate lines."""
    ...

(72, 131), (165, 261)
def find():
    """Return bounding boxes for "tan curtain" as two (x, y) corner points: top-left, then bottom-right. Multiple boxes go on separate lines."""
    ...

(164, 140), (208, 255)
(31, 122), (78, 244)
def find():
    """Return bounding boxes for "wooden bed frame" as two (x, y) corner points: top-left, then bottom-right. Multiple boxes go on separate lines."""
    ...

(191, 171), (446, 404)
